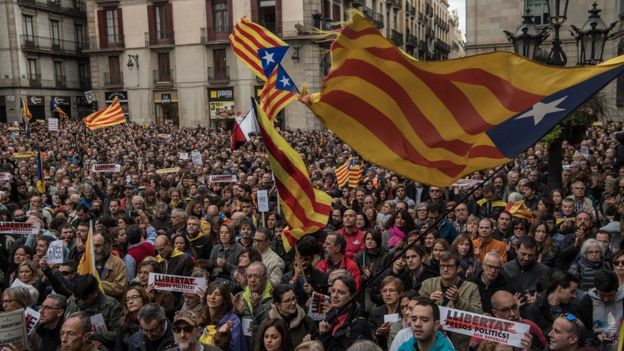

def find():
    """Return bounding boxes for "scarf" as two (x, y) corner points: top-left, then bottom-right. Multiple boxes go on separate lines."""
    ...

(157, 248), (184, 263)
(199, 325), (217, 345)
(188, 230), (208, 242)
(242, 281), (273, 314)
(387, 226), (406, 247)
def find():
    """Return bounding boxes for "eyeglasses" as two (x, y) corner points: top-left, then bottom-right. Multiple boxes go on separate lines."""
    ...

(280, 297), (297, 305)
(173, 325), (195, 334)
(483, 264), (501, 271)
(125, 295), (143, 303)
(40, 304), (62, 310)
(141, 323), (164, 335)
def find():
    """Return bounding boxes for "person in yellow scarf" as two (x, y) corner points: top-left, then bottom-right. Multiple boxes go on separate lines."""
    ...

(233, 262), (273, 351)
(154, 234), (194, 276)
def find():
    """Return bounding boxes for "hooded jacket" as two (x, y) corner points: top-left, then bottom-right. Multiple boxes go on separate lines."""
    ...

(578, 287), (624, 350)
(261, 303), (318, 346)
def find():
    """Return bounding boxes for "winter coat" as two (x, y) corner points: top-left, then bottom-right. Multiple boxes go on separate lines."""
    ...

(569, 256), (607, 291)
(577, 287), (624, 350)
(320, 304), (374, 351)
(128, 320), (176, 351)
(65, 293), (123, 350)
(261, 303), (317, 346)
(503, 259), (550, 294)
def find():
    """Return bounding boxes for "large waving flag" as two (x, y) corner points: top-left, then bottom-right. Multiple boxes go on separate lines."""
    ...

(35, 146), (45, 193)
(83, 97), (126, 130)
(231, 108), (259, 150)
(305, 11), (624, 186)
(335, 157), (362, 188)
(254, 99), (332, 252)
(77, 222), (103, 290)
(229, 17), (287, 81)
(21, 97), (32, 122)
(260, 64), (299, 120)
(50, 100), (68, 119)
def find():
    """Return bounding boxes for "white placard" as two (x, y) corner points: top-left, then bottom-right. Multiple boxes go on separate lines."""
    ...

(307, 292), (330, 321)
(384, 313), (400, 324)
(90, 164), (121, 173)
(257, 190), (269, 213)
(0, 222), (40, 235)
(207, 174), (238, 183)
(0, 173), (10, 181)
(450, 178), (482, 189)
(148, 273), (207, 294)
(191, 151), (203, 166)
(45, 240), (64, 264)
(47, 118), (59, 132)
(0, 309), (28, 349)
(90, 313), (107, 333)
(24, 307), (39, 336)
(242, 317), (253, 337)
(179, 152), (189, 160)
(439, 306), (530, 348)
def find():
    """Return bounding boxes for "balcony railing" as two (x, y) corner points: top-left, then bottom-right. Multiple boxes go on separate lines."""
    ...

(200, 26), (231, 43)
(87, 35), (124, 51)
(407, 4), (416, 16)
(259, 21), (281, 36)
(391, 29), (403, 45)
(406, 34), (417, 47)
(146, 31), (175, 46)
(18, 0), (86, 16)
(55, 76), (66, 88)
(153, 69), (174, 85)
(387, 0), (400, 8)
(372, 12), (384, 28)
(28, 73), (42, 87)
(208, 67), (229, 84)
(21, 35), (88, 56)
(103, 72), (123, 87)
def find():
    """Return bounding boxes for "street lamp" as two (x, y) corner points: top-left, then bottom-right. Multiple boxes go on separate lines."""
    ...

(546, 0), (569, 66)
(504, 11), (549, 60)
(571, 2), (617, 65)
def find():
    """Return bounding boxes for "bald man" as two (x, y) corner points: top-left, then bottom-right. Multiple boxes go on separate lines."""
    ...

(154, 235), (193, 276)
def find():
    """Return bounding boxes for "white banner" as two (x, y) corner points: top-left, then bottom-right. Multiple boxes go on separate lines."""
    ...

(439, 306), (530, 348)
(450, 179), (482, 189)
(45, 240), (64, 264)
(207, 174), (238, 183)
(148, 273), (207, 294)
(179, 152), (189, 160)
(90, 164), (121, 173)
(257, 190), (269, 213)
(307, 292), (330, 321)
(191, 151), (203, 166)
(0, 309), (28, 349)
(156, 167), (180, 175)
(0, 222), (40, 235)
(47, 118), (59, 132)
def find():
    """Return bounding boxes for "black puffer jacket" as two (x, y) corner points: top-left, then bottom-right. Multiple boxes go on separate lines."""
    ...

(320, 304), (374, 351)
(568, 256), (607, 291)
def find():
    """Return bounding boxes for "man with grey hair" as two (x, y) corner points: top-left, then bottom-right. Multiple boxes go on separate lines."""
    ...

(470, 250), (512, 313)
(129, 303), (176, 351)
(37, 293), (67, 351)
(171, 208), (188, 236)
(234, 261), (273, 350)
(59, 312), (97, 351)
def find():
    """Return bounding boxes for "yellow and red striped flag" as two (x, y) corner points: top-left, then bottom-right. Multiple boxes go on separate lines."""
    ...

(348, 164), (363, 188)
(505, 200), (533, 222)
(260, 65), (299, 121)
(83, 97), (126, 130)
(21, 97), (32, 122)
(305, 10), (624, 187)
(229, 17), (287, 81)
(254, 99), (331, 252)
(335, 157), (363, 188)
(77, 222), (103, 290)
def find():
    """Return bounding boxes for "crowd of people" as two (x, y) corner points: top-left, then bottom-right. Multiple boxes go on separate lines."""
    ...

(0, 119), (624, 351)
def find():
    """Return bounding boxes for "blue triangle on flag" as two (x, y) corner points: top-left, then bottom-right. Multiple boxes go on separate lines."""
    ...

(275, 64), (299, 93)
(258, 46), (289, 78)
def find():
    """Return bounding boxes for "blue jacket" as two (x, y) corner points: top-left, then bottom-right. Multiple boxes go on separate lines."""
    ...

(397, 332), (456, 351)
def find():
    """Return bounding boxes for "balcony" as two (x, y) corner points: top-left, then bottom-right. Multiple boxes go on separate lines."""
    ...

(372, 12), (384, 28)
(55, 75), (66, 88)
(153, 69), (174, 87)
(407, 4), (416, 16)
(391, 29), (403, 46)
(79, 77), (90, 89)
(200, 27), (231, 44)
(406, 34), (417, 47)
(103, 72), (123, 87)
(418, 39), (427, 52)
(18, 0), (86, 17)
(145, 31), (175, 47)
(85, 35), (124, 52)
(259, 21), (281, 36)
(386, 0), (400, 8)
(208, 67), (230, 84)
(28, 73), (42, 87)
(21, 35), (88, 57)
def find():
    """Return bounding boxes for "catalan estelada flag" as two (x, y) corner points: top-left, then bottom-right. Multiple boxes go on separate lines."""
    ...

(50, 100), (68, 119)
(505, 200), (533, 222)
(305, 11), (624, 186)
(83, 97), (126, 130)
(21, 97), (31, 122)
(35, 146), (45, 194)
(229, 17), (287, 81)
(77, 222), (103, 291)
(260, 64), (299, 120)
(254, 99), (332, 252)
(335, 157), (362, 188)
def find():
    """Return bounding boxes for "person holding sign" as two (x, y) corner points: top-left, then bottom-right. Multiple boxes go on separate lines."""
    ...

(397, 297), (455, 351)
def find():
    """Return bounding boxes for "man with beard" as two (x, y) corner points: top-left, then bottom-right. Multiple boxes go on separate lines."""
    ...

(93, 231), (128, 300)
(337, 209), (366, 259)
(397, 297), (455, 351)
(170, 311), (214, 351)
(316, 232), (361, 290)
(503, 236), (550, 299)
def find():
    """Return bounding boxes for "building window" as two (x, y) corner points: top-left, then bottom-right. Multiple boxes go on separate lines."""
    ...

(155, 4), (168, 39)
(23, 16), (34, 41)
(108, 56), (121, 84)
(75, 24), (86, 49)
(213, 48), (226, 76)
(28, 59), (38, 80)
(54, 61), (63, 81)
(213, 1), (228, 33)
(78, 63), (88, 86)
(525, 0), (548, 25)
(106, 10), (120, 44)
(258, 0), (276, 32)
(50, 20), (61, 46)
(157, 52), (171, 81)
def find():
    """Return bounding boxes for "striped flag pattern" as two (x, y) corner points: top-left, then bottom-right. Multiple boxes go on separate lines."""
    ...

(21, 97), (32, 122)
(77, 222), (103, 290)
(335, 158), (363, 188)
(306, 11), (624, 186)
(504, 200), (533, 222)
(83, 97), (126, 130)
(51, 101), (68, 119)
(260, 68), (298, 121)
(229, 17), (287, 81)
(35, 146), (45, 193)
(254, 99), (332, 252)
(348, 164), (363, 188)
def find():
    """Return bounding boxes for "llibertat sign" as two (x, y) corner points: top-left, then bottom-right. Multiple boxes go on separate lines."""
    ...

(207, 174), (238, 183)
(90, 164), (121, 173)
(439, 307), (530, 348)
(148, 273), (206, 294)
(0, 222), (40, 235)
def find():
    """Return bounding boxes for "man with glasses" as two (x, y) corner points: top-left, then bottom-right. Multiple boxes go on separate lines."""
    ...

(36, 293), (67, 351)
(234, 261), (273, 351)
(470, 251), (510, 313)
(546, 313), (588, 351)
(419, 251), (482, 349)
(129, 303), (176, 351)
(254, 227), (284, 287)
(566, 181), (596, 219)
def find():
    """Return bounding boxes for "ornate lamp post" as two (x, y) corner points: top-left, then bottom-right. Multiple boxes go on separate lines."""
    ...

(546, 0), (570, 65)
(504, 12), (549, 60)
(571, 2), (617, 65)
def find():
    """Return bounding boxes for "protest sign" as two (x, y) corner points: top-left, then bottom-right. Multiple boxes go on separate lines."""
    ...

(242, 317), (253, 337)
(307, 292), (330, 321)
(158, 134), (171, 140)
(179, 152), (189, 160)
(45, 240), (64, 264)
(148, 273), (207, 294)
(0, 222), (40, 235)
(439, 306), (530, 348)
(24, 307), (39, 336)
(191, 151), (203, 166)
(47, 118), (59, 132)
(257, 190), (269, 213)
(384, 313), (400, 324)
(90, 314), (107, 333)
(0, 309), (27, 349)
(0, 173), (10, 182)
(12, 152), (34, 159)
(207, 174), (237, 183)
(7, 127), (19, 131)
(91, 164), (121, 173)
(156, 167), (180, 175)
(450, 178), (482, 189)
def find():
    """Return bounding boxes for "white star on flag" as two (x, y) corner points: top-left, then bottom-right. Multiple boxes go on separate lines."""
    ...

(516, 96), (567, 126)
(279, 76), (291, 87)
(262, 51), (275, 64)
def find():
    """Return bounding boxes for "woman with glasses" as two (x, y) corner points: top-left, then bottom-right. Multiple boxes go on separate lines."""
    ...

(259, 284), (317, 346)
(198, 281), (246, 351)
(569, 238), (608, 292)
(610, 250), (624, 287)
(414, 204), (429, 229)
(122, 286), (149, 348)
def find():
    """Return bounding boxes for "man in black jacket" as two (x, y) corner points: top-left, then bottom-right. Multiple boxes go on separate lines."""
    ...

(470, 251), (511, 313)
(185, 216), (212, 260)
(398, 245), (437, 292)
(503, 236), (550, 296)
(36, 293), (66, 351)
(129, 303), (176, 351)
